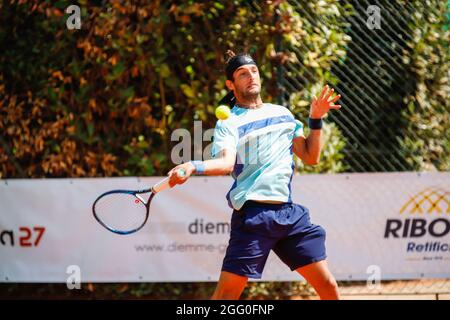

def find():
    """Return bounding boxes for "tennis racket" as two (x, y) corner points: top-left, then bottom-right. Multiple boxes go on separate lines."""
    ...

(92, 169), (185, 235)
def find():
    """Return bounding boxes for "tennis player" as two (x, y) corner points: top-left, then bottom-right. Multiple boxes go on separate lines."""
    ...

(168, 52), (342, 300)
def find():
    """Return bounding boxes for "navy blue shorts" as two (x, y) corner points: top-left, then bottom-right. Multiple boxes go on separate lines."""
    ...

(221, 201), (327, 279)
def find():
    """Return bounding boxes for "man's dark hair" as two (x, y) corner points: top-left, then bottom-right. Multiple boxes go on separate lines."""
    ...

(224, 50), (257, 80)
(218, 51), (258, 107)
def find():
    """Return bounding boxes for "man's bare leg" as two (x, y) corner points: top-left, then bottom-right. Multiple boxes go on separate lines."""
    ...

(296, 260), (340, 300)
(211, 271), (248, 300)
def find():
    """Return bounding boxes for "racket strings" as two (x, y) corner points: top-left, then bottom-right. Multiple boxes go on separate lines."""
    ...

(94, 192), (148, 233)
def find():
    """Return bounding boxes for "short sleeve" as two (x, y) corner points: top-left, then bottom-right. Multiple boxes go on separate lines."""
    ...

(211, 121), (238, 158)
(294, 119), (304, 138)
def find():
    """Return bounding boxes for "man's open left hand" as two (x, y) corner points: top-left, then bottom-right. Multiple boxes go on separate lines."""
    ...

(310, 85), (342, 119)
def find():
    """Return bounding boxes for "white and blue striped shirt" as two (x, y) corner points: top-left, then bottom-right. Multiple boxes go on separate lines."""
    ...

(211, 103), (304, 210)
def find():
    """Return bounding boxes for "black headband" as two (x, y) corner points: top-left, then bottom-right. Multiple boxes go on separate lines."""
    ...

(225, 54), (257, 80)
(218, 90), (236, 107)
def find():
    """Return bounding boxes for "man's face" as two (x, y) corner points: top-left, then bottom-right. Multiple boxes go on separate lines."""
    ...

(227, 64), (261, 100)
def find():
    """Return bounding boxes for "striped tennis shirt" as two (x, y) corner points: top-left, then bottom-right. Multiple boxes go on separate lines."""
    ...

(211, 103), (304, 210)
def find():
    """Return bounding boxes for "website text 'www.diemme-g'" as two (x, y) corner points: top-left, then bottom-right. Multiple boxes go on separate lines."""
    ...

(135, 242), (228, 254)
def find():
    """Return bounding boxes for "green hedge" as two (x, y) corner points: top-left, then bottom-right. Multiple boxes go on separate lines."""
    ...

(0, 0), (349, 179)
(399, 0), (450, 171)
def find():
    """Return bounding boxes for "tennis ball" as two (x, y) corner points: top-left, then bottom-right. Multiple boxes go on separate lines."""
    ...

(215, 105), (231, 120)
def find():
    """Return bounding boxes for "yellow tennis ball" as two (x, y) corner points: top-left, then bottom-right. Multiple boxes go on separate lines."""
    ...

(215, 105), (231, 120)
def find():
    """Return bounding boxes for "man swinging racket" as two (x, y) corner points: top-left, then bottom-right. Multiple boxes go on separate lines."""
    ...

(168, 51), (342, 300)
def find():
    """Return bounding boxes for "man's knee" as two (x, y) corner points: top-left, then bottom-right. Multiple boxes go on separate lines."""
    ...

(322, 277), (338, 292)
(212, 288), (242, 300)
(211, 271), (248, 300)
(317, 276), (340, 299)
(211, 284), (246, 300)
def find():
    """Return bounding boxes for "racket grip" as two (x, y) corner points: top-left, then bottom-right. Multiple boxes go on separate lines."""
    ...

(152, 169), (186, 193)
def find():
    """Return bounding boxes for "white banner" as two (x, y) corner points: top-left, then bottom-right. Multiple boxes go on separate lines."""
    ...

(0, 172), (449, 282)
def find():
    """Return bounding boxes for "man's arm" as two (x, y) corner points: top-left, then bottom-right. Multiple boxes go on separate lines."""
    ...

(167, 148), (236, 186)
(293, 85), (341, 166)
(293, 130), (322, 165)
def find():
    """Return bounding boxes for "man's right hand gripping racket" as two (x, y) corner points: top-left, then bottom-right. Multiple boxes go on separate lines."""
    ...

(92, 169), (185, 235)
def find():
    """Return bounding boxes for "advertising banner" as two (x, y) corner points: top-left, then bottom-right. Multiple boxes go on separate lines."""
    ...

(0, 172), (448, 282)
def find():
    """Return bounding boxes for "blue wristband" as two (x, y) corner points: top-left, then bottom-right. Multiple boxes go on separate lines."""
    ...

(308, 117), (323, 130)
(191, 161), (205, 175)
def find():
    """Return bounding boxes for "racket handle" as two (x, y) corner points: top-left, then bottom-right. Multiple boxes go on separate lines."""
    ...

(152, 169), (186, 193)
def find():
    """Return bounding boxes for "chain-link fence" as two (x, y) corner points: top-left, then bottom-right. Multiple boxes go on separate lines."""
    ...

(279, 0), (449, 172)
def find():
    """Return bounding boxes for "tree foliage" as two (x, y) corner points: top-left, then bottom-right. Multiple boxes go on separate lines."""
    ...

(399, 0), (449, 171)
(0, 0), (350, 178)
